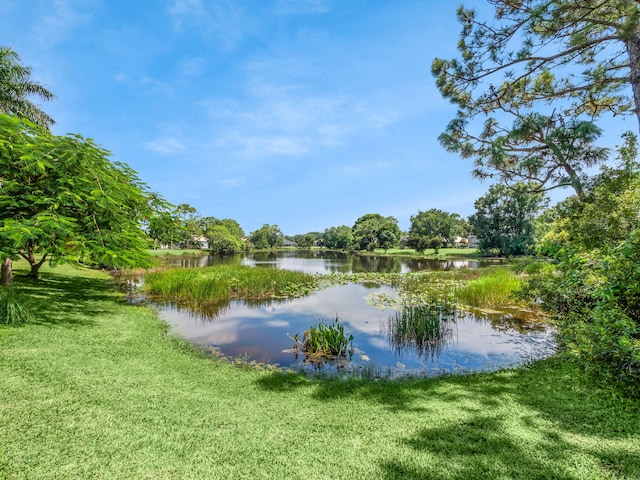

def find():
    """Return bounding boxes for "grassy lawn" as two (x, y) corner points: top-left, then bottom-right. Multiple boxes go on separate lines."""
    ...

(1, 263), (639, 479)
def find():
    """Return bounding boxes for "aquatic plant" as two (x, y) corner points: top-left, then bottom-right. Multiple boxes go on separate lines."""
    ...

(387, 301), (457, 360)
(291, 316), (354, 359)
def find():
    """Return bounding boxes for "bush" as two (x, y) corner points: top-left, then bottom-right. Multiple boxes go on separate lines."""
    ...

(523, 232), (640, 396)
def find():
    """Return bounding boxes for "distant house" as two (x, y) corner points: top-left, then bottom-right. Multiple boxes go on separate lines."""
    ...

(193, 236), (209, 249)
(467, 235), (479, 248)
(453, 236), (468, 248)
(282, 238), (297, 247)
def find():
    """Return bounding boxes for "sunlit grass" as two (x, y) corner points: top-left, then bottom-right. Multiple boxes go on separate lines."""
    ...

(144, 264), (317, 306)
(454, 268), (522, 308)
(1, 263), (640, 479)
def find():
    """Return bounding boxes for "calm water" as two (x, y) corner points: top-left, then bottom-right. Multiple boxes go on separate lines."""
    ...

(156, 251), (555, 378)
(165, 250), (504, 273)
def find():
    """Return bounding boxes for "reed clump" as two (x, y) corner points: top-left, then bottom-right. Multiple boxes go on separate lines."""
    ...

(388, 300), (457, 359)
(291, 315), (353, 359)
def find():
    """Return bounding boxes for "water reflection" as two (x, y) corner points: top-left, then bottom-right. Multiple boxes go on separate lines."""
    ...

(162, 250), (504, 274)
(159, 282), (555, 378)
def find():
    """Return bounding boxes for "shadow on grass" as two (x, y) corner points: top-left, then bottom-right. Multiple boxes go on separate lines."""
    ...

(12, 270), (124, 326)
(257, 359), (640, 479)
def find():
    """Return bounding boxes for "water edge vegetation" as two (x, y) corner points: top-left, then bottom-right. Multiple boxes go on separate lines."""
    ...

(1, 261), (639, 479)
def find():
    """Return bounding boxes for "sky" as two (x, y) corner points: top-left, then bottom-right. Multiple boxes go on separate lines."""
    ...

(1, 0), (636, 236)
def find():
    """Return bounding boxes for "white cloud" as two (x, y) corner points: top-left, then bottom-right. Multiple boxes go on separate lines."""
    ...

(218, 177), (244, 188)
(178, 57), (206, 77)
(31, 0), (99, 47)
(145, 137), (186, 155)
(167, 0), (249, 51)
(215, 133), (310, 158)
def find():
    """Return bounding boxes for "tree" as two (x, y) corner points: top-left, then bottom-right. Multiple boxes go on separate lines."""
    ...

(0, 46), (55, 128)
(408, 209), (466, 246)
(432, 1), (640, 195)
(0, 46), (56, 284)
(249, 224), (284, 249)
(147, 211), (186, 249)
(323, 225), (354, 250)
(291, 233), (317, 249)
(439, 112), (609, 197)
(352, 214), (401, 251)
(174, 203), (202, 248)
(0, 115), (163, 283)
(206, 225), (245, 254)
(433, 1), (640, 129)
(469, 183), (548, 255)
(219, 219), (245, 239)
(539, 134), (640, 254)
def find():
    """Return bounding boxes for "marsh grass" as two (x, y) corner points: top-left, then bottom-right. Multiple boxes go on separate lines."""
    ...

(143, 264), (317, 307)
(388, 300), (458, 359)
(454, 268), (522, 308)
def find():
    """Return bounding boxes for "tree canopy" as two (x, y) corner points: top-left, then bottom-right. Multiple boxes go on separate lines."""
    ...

(249, 224), (284, 249)
(0, 46), (55, 128)
(433, 1), (640, 127)
(469, 182), (548, 255)
(0, 114), (163, 280)
(351, 214), (401, 251)
(433, 1), (640, 196)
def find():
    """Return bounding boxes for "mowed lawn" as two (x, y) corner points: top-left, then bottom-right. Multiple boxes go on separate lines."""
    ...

(1, 264), (639, 479)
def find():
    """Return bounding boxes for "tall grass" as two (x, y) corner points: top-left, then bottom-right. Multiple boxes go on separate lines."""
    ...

(388, 301), (457, 359)
(144, 264), (317, 307)
(0, 287), (31, 325)
(454, 268), (521, 308)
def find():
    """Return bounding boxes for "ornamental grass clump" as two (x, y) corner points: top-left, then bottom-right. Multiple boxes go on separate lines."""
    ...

(292, 316), (353, 359)
(0, 287), (31, 325)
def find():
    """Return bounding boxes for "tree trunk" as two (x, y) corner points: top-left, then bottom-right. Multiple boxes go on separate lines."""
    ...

(627, 29), (640, 132)
(1, 257), (12, 287)
(25, 255), (47, 279)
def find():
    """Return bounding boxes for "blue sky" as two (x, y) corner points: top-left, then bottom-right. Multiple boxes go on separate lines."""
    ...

(1, 1), (635, 236)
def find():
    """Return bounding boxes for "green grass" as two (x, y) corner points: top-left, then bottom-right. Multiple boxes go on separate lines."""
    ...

(1, 262), (639, 479)
(144, 264), (316, 307)
(454, 267), (523, 308)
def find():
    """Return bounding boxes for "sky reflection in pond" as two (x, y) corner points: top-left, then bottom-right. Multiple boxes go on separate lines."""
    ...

(159, 282), (555, 378)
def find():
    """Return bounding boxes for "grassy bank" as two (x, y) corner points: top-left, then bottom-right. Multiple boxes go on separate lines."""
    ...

(1, 264), (639, 479)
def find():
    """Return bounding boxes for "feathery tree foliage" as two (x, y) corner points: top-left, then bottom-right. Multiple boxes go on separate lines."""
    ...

(433, 1), (640, 194)
(0, 115), (164, 282)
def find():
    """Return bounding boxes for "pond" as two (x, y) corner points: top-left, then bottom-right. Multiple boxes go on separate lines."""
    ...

(152, 251), (555, 378)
